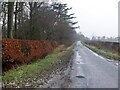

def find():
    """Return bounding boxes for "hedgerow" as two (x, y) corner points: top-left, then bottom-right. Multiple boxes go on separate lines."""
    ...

(2, 39), (60, 71)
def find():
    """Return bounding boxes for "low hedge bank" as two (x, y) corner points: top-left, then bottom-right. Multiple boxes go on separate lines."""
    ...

(2, 44), (74, 88)
(2, 39), (60, 71)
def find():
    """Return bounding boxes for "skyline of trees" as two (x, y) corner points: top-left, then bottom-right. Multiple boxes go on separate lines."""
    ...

(0, 1), (119, 42)
(0, 1), (80, 41)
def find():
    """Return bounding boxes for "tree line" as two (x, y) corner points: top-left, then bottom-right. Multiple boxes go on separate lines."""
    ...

(0, 1), (79, 41)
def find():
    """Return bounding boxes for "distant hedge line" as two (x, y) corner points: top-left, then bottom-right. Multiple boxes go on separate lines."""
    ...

(84, 41), (119, 53)
(2, 39), (64, 72)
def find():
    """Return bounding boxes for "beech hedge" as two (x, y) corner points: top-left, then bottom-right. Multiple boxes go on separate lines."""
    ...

(2, 39), (60, 71)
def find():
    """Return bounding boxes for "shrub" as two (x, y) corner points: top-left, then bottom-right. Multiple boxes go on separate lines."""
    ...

(2, 39), (59, 71)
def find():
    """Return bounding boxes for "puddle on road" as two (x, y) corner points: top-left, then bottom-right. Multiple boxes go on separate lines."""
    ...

(76, 75), (85, 78)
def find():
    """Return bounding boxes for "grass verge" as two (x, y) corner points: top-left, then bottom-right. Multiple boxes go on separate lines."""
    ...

(2, 44), (74, 88)
(85, 44), (119, 60)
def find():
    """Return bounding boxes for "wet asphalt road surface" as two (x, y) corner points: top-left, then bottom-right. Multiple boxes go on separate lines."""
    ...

(38, 41), (118, 88)
(69, 41), (118, 88)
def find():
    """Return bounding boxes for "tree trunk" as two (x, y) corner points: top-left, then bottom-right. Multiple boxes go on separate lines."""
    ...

(2, 3), (7, 38)
(7, 2), (14, 38)
(14, 2), (18, 38)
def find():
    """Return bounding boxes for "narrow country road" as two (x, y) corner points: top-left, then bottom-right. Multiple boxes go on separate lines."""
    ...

(68, 41), (118, 88)
(38, 41), (118, 88)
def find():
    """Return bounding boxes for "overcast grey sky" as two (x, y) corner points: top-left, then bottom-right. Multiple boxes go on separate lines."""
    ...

(63, 0), (119, 38)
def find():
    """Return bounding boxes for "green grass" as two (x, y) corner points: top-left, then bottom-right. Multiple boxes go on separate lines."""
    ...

(85, 44), (119, 60)
(2, 44), (74, 87)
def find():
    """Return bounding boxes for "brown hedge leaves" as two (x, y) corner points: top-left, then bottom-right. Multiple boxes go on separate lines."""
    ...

(2, 39), (59, 71)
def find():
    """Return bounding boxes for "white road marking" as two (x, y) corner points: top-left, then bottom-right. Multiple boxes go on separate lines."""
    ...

(98, 55), (105, 60)
(85, 46), (119, 66)
(85, 47), (106, 60)
(88, 49), (99, 57)
(107, 59), (113, 62)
